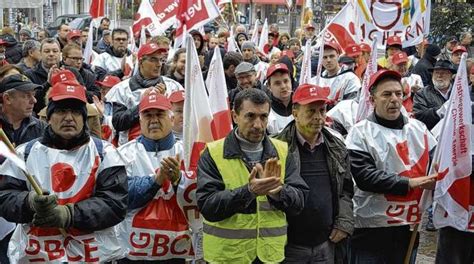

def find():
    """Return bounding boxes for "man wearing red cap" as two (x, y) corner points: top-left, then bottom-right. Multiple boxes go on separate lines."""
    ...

(345, 69), (437, 263)
(67, 30), (83, 47)
(388, 51), (423, 114)
(266, 63), (294, 135)
(377, 35), (403, 68)
(93, 75), (122, 144)
(0, 81), (128, 263)
(0, 38), (9, 67)
(168, 90), (185, 140)
(450, 45), (467, 70)
(302, 23), (317, 47)
(313, 42), (361, 102)
(116, 90), (199, 262)
(345, 44), (365, 80)
(276, 84), (354, 263)
(106, 42), (183, 145)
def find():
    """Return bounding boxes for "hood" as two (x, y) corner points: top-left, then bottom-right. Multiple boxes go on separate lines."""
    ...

(189, 29), (204, 54)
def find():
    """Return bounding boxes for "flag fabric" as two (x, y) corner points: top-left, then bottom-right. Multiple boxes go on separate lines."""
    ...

(227, 28), (240, 53)
(0, 141), (27, 175)
(183, 34), (215, 171)
(355, 37), (378, 122)
(258, 18), (269, 54)
(89, 0), (105, 18)
(285, 0), (292, 10)
(432, 53), (473, 232)
(206, 46), (233, 139)
(312, 36), (325, 85)
(132, 0), (165, 37)
(140, 26), (147, 47)
(250, 19), (260, 46)
(128, 26), (138, 53)
(299, 40), (312, 85)
(83, 20), (95, 64)
(174, 0), (221, 48)
(152, 0), (180, 31)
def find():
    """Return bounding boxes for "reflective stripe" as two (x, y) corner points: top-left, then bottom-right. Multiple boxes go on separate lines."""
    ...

(259, 201), (275, 211)
(259, 226), (287, 237)
(204, 224), (287, 239)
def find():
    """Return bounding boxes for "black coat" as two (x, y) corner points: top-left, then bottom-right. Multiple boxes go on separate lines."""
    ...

(1, 34), (22, 64)
(413, 84), (449, 130)
(0, 116), (46, 146)
(25, 63), (50, 114)
(412, 55), (437, 87)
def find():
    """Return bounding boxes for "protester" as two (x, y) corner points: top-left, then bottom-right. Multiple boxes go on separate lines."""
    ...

(377, 36), (403, 68)
(208, 36), (219, 50)
(302, 23), (317, 46)
(95, 29), (112, 54)
(16, 40), (41, 72)
(81, 27), (89, 48)
(235, 32), (248, 50)
(345, 69), (437, 263)
(228, 62), (265, 109)
(265, 63), (293, 135)
(276, 84), (354, 263)
(95, 17), (111, 41)
(197, 88), (309, 263)
(269, 50), (281, 66)
(0, 28), (22, 64)
(66, 29), (83, 47)
(223, 51), (243, 91)
(93, 75), (121, 144)
(106, 43), (183, 145)
(0, 81), (128, 263)
(439, 36), (458, 61)
(450, 45), (467, 70)
(278, 32), (290, 51)
(264, 32), (281, 55)
(166, 48), (186, 87)
(413, 60), (456, 130)
(37, 29), (49, 43)
(56, 23), (70, 49)
(168, 90), (184, 140)
(0, 38), (10, 67)
(150, 35), (171, 75)
(18, 28), (32, 42)
(241, 40), (269, 83)
(344, 44), (364, 80)
(408, 39), (428, 67)
(412, 44), (441, 87)
(359, 43), (372, 64)
(93, 28), (130, 77)
(459, 32), (472, 58)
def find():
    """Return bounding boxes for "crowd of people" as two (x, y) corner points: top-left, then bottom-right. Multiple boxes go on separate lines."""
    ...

(0, 15), (473, 264)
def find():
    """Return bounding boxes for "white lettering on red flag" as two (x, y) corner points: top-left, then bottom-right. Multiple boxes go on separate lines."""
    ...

(132, 0), (166, 37)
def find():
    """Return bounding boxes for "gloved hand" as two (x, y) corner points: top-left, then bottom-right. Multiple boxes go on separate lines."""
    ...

(27, 191), (58, 213)
(32, 204), (74, 228)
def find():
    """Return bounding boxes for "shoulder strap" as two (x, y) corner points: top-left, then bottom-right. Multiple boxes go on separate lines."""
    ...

(24, 138), (40, 162)
(91, 137), (104, 161)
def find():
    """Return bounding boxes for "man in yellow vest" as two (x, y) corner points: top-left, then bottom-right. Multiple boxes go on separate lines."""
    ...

(197, 88), (309, 264)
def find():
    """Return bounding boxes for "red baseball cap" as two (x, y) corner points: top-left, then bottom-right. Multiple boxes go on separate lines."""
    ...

(139, 91), (172, 112)
(96, 75), (121, 88)
(0, 38), (7, 46)
(293, 84), (331, 105)
(387, 36), (402, 47)
(344, 44), (362, 58)
(67, 30), (81, 40)
(281, 50), (295, 59)
(359, 43), (371, 53)
(391, 51), (408, 65)
(368, 69), (402, 91)
(305, 23), (315, 30)
(452, 45), (467, 54)
(137, 43), (168, 61)
(470, 66), (474, 74)
(168, 90), (185, 103)
(324, 42), (340, 54)
(266, 63), (289, 80)
(50, 69), (79, 86)
(48, 82), (87, 103)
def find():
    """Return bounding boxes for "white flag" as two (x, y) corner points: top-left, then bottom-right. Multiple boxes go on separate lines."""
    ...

(0, 141), (27, 175)
(355, 37), (378, 122)
(206, 46), (233, 139)
(432, 53), (473, 232)
(183, 34), (215, 171)
(313, 37), (325, 85)
(250, 19), (260, 46)
(83, 20), (95, 64)
(299, 40), (312, 85)
(258, 18), (269, 54)
(132, 0), (165, 37)
(128, 26), (138, 53)
(227, 28), (241, 53)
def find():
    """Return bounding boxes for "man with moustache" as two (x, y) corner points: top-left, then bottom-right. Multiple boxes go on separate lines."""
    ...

(228, 62), (265, 110)
(276, 84), (354, 263)
(106, 43), (183, 145)
(197, 88), (308, 263)
(92, 28), (130, 78)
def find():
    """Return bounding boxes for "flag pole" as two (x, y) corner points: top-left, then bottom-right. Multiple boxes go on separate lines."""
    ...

(404, 223), (418, 264)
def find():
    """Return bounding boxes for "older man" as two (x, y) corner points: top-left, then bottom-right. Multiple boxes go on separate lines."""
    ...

(116, 90), (198, 262)
(0, 81), (128, 263)
(228, 62), (264, 110)
(346, 70), (437, 263)
(266, 63), (294, 135)
(439, 36), (458, 61)
(413, 60), (456, 130)
(276, 84), (354, 263)
(241, 41), (269, 83)
(197, 88), (308, 263)
(106, 43), (182, 145)
(24, 38), (61, 114)
(16, 40), (41, 72)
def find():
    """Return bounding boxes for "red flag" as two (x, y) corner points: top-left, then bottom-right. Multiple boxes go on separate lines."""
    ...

(89, 0), (105, 18)
(318, 3), (356, 52)
(174, 0), (221, 48)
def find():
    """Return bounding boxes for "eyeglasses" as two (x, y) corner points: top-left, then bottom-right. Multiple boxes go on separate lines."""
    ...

(66, 56), (84, 62)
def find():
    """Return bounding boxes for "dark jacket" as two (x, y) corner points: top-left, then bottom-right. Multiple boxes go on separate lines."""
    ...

(413, 84), (449, 130)
(1, 34), (22, 64)
(25, 63), (51, 114)
(0, 129), (128, 231)
(196, 129), (309, 222)
(0, 116), (46, 146)
(412, 54), (437, 87)
(228, 80), (264, 110)
(275, 121), (354, 236)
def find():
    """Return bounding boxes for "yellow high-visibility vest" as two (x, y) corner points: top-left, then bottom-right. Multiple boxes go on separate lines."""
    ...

(203, 137), (288, 264)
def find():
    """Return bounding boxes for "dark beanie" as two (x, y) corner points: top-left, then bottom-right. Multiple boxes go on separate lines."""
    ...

(425, 44), (441, 57)
(46, 99), (87, 122)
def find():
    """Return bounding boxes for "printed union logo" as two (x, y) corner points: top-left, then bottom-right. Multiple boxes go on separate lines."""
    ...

(149, 94), (157, 102)
(66, 86), (75, 92)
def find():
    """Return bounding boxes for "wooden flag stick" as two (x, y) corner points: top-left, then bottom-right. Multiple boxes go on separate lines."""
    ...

(404, 223), (419, 264)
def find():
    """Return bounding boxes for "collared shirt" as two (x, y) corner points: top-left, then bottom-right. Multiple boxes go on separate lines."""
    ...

(434, 84), (451, 100)
(296, 129), (324, 151)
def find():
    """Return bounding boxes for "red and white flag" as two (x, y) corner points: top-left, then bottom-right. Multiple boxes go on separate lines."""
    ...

(89, 0), (105, 18)
(83, 20), (95, 64)
(174, 0), (221, 48)
(432, 53), (473, 231)
(183, 34), (215, 171)
(132, 0), (165, 37)
(355, 37), (378, 122)
(250, 19), (260, 46)
(258, 18), (269, 54)
(152, 0), (180, 31)
(206, 46), (233, 139)
(318, 3), (357, 52)
(299, 40), (312, 85)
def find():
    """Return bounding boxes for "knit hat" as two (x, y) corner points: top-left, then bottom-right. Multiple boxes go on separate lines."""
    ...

(425, 44), (441, 57)
(46, 99), (87, 121)
(241, 41), (256, 51)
